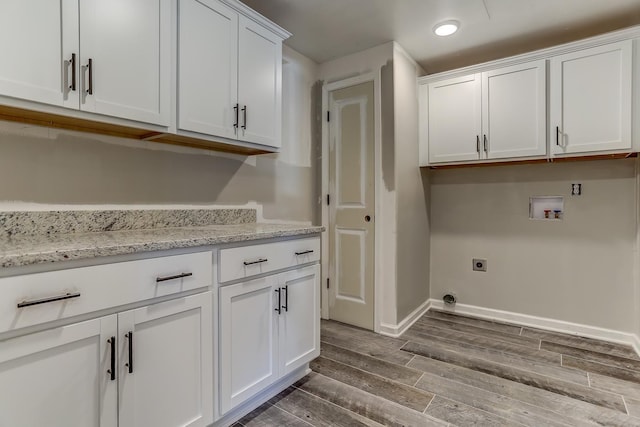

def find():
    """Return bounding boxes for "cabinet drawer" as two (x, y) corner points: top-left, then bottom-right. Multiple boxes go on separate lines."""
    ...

(0, 251), (212, 334)
(218, 237), (320, 283)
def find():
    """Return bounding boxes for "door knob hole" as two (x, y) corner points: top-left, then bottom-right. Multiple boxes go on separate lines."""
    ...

(365, 215), (371, 222)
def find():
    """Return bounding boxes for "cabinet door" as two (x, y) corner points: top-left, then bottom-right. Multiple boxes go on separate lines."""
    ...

(0, 316), (117, 427)
(279, 265), (320, 376)
(550, 40), (632, 155)
(118, 292), (213, 427)
(178, 0), (238, 138)
(238, 15), (283, 148)
(0, 0), (79, 109)
(428, 74), (482, 163)
(219, 276), (278, 414)
(482, 60), (546, 159)
(79, 0), (171, 125)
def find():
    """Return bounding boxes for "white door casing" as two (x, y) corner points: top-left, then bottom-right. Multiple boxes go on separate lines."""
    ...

(328, 81), (375, 330)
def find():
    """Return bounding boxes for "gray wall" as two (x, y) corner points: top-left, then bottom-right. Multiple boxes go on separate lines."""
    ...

(393, 48), (431, 321)
(0, 46), (319, 223)
(430, 159), (637, 332)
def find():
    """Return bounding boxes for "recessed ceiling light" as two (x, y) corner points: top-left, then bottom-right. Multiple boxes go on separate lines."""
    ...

(433, 20), (459, 37)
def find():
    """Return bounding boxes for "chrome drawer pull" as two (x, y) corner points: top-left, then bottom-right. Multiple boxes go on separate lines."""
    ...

(243, 258), (268, 266)
(17, 292), (81, 308)
(295, 250), (314, 256)
(156, 272), (193, 283)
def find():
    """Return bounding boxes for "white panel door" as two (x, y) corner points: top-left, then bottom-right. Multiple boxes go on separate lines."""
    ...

(550, 40), (632, 155)
(428, 74), (482, 163)
(219, 276), (278, 414)
(178, 0), (238, 138)
(118, 292), (213, 427)
(0, 316), (117, 427)
(79, 0), (171, 125)
(482, 60), (547, 159)
(0, 0), (79, 109)
(279, 265), (320, 376)
(328, 81), (375, 330)
(237, 15), (282, 147)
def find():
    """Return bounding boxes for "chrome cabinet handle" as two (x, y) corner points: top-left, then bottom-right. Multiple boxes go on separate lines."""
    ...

(295, 250), (314, 256)
(69, 53), (77, 91)
(17, 292), (81, 308)
(156, 272), (193, 283)
(125, 331), (133, 374)
(243, 258), (267, 266)
(107, 336), (116, 381)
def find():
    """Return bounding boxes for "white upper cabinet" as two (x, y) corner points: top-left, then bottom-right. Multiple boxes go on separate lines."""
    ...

(79, 0), (171, 125)
(427, 74), (482, 164)
(178, 0), (238, 138)
(0, 0), (170, 126)
(178, 0), (288, 149)
(550, 40), (633, 155)
(237, 15), (283, 147)
(0, 0), (79, 109)
(482, 60), (546, 160)
(426, 60), (546, 164)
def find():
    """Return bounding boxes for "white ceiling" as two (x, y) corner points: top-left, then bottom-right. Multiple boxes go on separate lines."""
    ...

(240, 0), (640, 74)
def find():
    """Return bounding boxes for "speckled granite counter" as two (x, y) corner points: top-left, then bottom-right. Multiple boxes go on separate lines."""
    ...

(0, 209), (322, 268)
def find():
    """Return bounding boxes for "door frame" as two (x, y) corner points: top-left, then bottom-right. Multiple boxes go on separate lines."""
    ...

(321, 72), (382, 333)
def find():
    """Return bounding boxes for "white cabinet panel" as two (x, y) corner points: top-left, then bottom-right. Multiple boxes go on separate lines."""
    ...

(118, 292), (213, 427)
(79, 0), (171, 125)
(428, 74), (482, 163)
(482, 60), (546, 159)
(0, 315), (117, 427)
(550, 40), (632, 155)
(219, 276), (278, 414)
(178, 0), (238, 138)
(0, 0), (79, 109)
(279, 265), (320, 376)
(237, 15), (282, 148)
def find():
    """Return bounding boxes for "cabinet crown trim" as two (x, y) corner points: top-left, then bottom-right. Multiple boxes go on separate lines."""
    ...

(220, 0), (291, 40)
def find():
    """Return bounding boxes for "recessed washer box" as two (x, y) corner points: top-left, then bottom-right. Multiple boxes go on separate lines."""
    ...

(530, 196), (564, 220)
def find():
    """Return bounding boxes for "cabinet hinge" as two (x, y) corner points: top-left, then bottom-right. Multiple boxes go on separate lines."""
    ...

(326, 278), (330, 289)
(327, 111), (330, 122)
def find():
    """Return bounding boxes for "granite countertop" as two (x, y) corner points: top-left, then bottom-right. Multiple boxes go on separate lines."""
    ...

(0, 209), (322, 268)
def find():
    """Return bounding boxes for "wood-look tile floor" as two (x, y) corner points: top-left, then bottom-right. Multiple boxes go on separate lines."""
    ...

(235, 310), (640, 426)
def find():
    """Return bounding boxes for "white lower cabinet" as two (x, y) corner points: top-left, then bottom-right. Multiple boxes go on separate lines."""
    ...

(0, 315), (118, 427)
(0, 291), (212, 427)
(219, 264), (320, 415)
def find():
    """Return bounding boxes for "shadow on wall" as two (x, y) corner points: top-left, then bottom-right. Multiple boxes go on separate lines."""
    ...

(0, 125), (313, 222)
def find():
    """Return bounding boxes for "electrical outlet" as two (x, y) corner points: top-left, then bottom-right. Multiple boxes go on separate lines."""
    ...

(473, 259), (487, 272)
(571, 183), (582, 196)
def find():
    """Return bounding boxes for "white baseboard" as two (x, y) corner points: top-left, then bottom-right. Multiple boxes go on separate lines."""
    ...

(379, 299), (431, 338)
(429, 299), (640, 356)
(212, 366), (310, 427)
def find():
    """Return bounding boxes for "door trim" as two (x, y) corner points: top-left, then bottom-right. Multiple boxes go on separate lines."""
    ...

(321, 72), (381, 332)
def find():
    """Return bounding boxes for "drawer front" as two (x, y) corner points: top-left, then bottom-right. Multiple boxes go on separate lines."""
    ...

(0, 251), (212, 334)
(218, 237), (320, 283)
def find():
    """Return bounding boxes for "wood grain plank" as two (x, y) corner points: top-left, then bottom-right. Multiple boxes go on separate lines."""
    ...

(522, 327), (640, 361)
(409, 355), (638, 427)
(404, 323), (560, 364)
(238, 403), (312, 427)
(294, 373), (447, 427)
(563, 355), (640, 384)
(589, 373), (640, 401)
(542, 340), (640, 371)
(403, 329), (588, 385)
(310, 356), (434, 412)
(426, 309), (523, 335)
(271, 386), (384, 427)
(626, 397), (640, 418)
(322, 320), (408, 350)
(320, 334), (415, 365)
(320, 342), (423, 386)
(425, 396), (514, 426)
(402, 340), (626, 412)
(415, 316), (540, 349)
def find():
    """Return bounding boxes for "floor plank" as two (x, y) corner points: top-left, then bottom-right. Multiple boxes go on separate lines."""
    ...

(238, 403), (312, 427)
(426, 309), (523, 335)
(563, 355), (640, 384)
(541, 340), (640, 371)
(402, 340), (627, 412)
(589, 372), (640, 401)
(320, 341), (423, 386)
(310, 356), (434, 412)
(295, 372), (447, 427)
(425, 395), (514, 426)
(626, 397), (640, 419)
